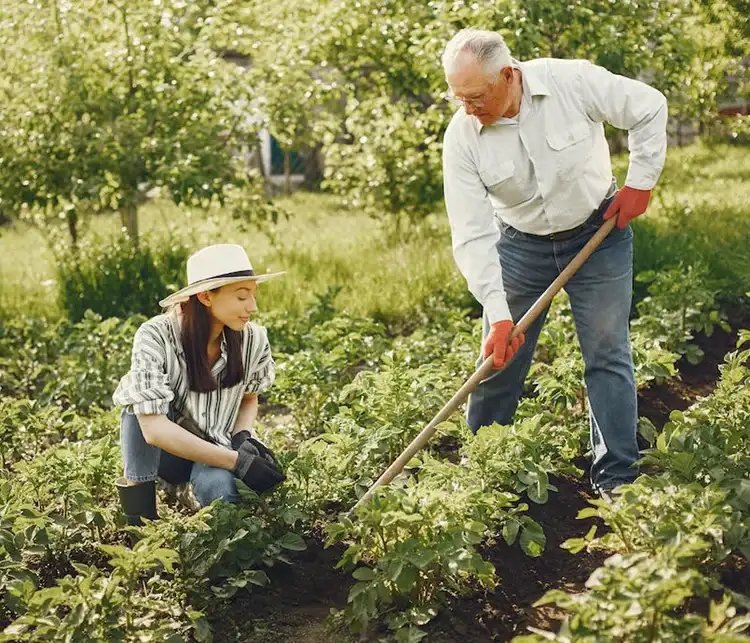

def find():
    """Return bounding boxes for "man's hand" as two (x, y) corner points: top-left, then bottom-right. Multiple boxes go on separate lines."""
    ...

(483, 320), (525, 369)
(603, 186), (652, 229)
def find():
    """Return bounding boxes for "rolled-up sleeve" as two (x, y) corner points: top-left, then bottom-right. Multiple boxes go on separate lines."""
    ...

(576, 60), (668, 190)
(112, 323), (174, 415)
(443, 121), (511, 324)
(243, 324), (276, 395)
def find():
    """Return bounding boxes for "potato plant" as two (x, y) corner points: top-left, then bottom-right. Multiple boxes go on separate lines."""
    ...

(565, 476), (750, 565)
(518, 546), (750, 643)
(641, 332), (750, 509)
(529, 332), (750, 640)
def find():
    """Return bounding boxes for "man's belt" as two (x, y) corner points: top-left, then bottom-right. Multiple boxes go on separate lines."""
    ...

(543, 195), (614, 241)
(509, 182), (618, 242)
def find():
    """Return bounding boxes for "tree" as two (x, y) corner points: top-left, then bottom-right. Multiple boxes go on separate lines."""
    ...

(0, 0), (275, 244)
(232, 0), (750, 224)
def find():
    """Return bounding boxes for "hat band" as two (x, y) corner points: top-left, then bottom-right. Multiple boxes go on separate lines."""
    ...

(189, 269), (255, 286)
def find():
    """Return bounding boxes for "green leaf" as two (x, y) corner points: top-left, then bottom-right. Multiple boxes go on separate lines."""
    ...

(519, 521), (546, 557)
(395, 626), (428, 643)
(407, 549), (436, 570)
(502, 519), (521, 546)
(734, 479), (750, 505)
(527, 482), (548, 504)
(561, 537), (587, 554)
(394, 565), (418, 593)
(352, 566), (377, 581)
(188, 610), (212, 643)
(278, 532), (307, 551)
(245, 570), (270, 587)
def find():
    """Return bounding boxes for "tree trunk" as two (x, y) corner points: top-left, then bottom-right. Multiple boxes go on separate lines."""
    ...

(302, 143), (324, 190)
(256, 139), (273, 198)
(284, 150), (291, 195)
(66, 208), (78, 247)
(120, 202), (139, 244)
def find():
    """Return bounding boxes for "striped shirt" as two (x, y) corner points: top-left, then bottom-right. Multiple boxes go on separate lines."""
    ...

(112, 309), (275, 447)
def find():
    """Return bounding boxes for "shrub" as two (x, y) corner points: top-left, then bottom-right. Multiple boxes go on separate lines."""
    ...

(55, 235), (189, 321)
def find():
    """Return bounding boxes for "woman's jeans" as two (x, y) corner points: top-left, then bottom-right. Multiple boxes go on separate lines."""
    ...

(466, 216), (640, 492)
(120, 409), (240, 506)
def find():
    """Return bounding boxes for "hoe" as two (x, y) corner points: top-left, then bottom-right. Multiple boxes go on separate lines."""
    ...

(351, 215), (619, 513)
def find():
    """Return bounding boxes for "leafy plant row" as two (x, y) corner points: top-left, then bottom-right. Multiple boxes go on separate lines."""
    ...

(0, 431), (307, 640)
(517, 331), (750, 642)
(257, 264), (733, 639)
(0, 263), (736, 640)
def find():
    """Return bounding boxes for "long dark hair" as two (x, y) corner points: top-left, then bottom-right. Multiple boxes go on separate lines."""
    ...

(180, 293), (244, 392)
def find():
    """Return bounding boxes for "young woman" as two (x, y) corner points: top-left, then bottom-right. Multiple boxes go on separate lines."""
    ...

(113, 243), (285, 525)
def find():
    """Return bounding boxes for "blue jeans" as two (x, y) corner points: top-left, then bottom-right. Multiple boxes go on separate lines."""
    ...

(120, 409), (240, 506)
(466, 215), (639, 491)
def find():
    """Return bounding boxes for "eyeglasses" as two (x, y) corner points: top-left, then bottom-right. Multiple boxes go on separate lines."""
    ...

(445, 84), (495, 109)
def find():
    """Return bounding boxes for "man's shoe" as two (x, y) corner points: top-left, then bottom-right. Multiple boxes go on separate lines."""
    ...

(598, 487), (614, 504)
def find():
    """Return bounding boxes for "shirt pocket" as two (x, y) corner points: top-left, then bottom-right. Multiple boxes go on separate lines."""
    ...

(546, 122), (593, 179)
(479, 159), (534, 208)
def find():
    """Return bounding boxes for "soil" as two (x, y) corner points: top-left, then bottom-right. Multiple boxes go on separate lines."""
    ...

(28, 545), (110, 590)
(426, 471), (609, 642)
(210, 314), (750, 642)
(638, 310), (745, 430)
(209, 539), (352, 643)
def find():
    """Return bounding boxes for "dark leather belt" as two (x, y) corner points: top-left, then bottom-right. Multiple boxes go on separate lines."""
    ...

(510, 185), (618, 242)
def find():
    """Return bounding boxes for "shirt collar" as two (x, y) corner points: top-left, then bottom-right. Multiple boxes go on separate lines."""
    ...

(210, 329), (229, 377)
(469, 58), (550, 133)
(219, 331), (228, 358)
(521, 59), (551, 98)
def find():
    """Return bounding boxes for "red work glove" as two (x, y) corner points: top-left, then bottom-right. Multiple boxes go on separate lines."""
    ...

(603, 186), (652, 229)
(483, 320), (525, 369)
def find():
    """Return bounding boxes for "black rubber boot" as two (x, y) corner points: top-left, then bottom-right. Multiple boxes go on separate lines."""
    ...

(116, 478), (157, 526)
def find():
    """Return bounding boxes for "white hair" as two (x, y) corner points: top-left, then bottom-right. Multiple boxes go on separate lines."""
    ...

(441, 29), (512, 79)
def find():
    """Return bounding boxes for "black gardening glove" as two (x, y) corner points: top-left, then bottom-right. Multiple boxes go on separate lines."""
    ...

(231, 430), (282, 470)
(231, 431), (285, 493)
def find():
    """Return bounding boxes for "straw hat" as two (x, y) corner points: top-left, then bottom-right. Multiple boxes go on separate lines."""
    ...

(159, 244), (284, 308)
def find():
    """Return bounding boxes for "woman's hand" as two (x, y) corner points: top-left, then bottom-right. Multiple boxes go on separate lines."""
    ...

(231, 430), (282, 468)
(232, 439), (285, 492)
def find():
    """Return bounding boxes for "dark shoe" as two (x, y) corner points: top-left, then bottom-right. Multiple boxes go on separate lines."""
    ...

(116, 478), (157, 526)
(599, 487), (614, 505)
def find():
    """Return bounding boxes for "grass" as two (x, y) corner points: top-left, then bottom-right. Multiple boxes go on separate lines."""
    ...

(1, 141), (748, 323)
(627, 142), (750, 300)
(0, 192), (467, 326)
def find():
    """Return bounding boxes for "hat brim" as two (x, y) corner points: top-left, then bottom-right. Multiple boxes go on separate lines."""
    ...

(158, 271), (285, 308)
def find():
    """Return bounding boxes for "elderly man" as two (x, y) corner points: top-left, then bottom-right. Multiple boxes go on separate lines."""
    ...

(441, 28), (667, 496)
